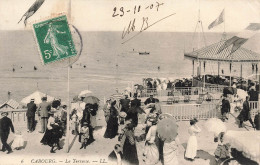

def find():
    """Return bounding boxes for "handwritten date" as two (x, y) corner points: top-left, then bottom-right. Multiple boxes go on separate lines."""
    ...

(112, 2), (164, 17)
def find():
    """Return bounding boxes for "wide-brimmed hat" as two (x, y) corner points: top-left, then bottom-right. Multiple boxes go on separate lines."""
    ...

(148, 117), (158, 124)
(42, 97), (47, 101)
(1, 111), (8, 116)
(31, 98), (35, 101)
(48, 110), (55, 115)
(82, 122), (88, 126)
(119, 112), (127, 118)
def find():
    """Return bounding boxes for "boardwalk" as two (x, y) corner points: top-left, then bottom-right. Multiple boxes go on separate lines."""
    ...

(0, 109), (253, 165)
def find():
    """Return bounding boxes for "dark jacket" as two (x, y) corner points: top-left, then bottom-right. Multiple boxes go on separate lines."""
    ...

(144, 98), (156, 105)
(108, 150), (123, 162)
(221, 99), (230, 113)
(131, 98), (141, 107)
(0, 116), (14, 134)
(81, 109), (91, 126)
(27, 101), (37, 117)
(120, 99), (130, 111)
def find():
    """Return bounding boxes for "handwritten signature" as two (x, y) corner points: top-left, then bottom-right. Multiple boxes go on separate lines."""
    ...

(121, 13), (176, 44)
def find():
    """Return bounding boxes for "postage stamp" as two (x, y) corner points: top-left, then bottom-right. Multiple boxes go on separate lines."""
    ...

(33, 15), (77, 65)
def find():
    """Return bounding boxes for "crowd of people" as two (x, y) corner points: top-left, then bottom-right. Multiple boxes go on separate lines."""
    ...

(0, 85), (259, 165)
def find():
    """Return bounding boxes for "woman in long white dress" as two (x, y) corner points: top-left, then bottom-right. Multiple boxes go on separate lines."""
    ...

(163, 137), (180, 165)
(185, 118), (201, 161)
(143, 118), (159, 165)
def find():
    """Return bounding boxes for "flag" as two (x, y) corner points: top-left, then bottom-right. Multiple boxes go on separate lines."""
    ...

(217, 23), (260, 54)
(18, 0), (45, 26)
(208, 9), (224, 30)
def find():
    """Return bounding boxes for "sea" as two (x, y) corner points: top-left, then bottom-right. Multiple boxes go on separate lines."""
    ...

(1, 31), (260, 104)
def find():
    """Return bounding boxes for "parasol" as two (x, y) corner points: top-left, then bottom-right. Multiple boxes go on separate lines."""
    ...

(204, 118), (227, 136)
(83, 96), (100, 104)
(144, 103), (155, 109)
(157, 118), (178, 142)
(236, 89), (248, 101)
(78, 90), (92, 97)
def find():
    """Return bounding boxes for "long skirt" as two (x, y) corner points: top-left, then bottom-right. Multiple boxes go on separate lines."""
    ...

(163, 141), (179, 165)
(143, 142), (159, 165)
(185, 136), (197, 159)
(104, 116), (118, 139)
(122, 138), (139, 165)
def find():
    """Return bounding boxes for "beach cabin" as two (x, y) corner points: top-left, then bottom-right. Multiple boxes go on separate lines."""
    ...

(0, 99), (26, 123)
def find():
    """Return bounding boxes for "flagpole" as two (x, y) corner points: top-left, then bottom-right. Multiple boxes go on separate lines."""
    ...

(66, 63), (70, 153)
(66, 0), (72, 153)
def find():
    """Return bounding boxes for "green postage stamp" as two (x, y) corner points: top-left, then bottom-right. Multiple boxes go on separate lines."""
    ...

(33, 15), (77, 65)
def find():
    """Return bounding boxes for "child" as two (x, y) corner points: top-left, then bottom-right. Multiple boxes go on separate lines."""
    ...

(118, 112), (127, 135)
(12, 130), (24, 150)
(80, 122), (89, 149)
(214, 132), (230, 163)
(70, 109), (78, 135)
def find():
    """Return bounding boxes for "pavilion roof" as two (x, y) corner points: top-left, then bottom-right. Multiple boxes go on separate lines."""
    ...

(184, 40), (260, 63)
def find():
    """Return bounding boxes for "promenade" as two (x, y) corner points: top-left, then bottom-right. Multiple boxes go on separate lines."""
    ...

(0, 109), (253, 165)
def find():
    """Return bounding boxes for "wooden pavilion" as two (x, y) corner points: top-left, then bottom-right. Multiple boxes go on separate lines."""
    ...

(184, 39), (260, 87)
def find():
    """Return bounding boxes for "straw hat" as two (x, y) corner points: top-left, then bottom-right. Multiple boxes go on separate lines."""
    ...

(82, 122), (88, 126)
(119, 112), (127, 118)
(1, 111), (8, 116)
(48, 110), (55, 115)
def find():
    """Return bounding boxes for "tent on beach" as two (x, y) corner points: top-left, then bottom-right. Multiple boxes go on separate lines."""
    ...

(21, 90), (55, 105)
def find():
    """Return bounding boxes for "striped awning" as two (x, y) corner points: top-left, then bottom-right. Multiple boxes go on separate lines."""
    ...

(184, 40), (260, 62)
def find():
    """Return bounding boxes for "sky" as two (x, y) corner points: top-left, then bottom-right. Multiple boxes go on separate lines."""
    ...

(0, 0), (260, 32)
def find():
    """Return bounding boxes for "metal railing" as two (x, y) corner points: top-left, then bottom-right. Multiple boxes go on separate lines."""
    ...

(141, 86), (225, 98)
(161, 103), (219, 121)
(138, 102), (219, 122)
(249, 101), (259, 118)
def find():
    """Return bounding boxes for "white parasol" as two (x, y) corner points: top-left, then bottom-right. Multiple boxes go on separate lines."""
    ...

(236, 89), (248, 101)
(205, 118), (227, 137)
(78, 90), (92, 98)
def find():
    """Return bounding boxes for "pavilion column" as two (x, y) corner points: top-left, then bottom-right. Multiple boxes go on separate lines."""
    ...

(252, 64), (255, 74)
(199, 61), (202, 76)
(256, 64), (258, 81)
(230, 63), (232, 87)
(192, 60), (195, 77)
(218, 62), (220, 76)
(240, 63), (243, 79)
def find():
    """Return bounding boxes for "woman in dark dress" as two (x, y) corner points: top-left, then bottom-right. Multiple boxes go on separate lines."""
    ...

(104, 100), (119, 139)
(40, 111), (63, 153)
(121, 123), (139, 165)
(237, 96), (255, 128)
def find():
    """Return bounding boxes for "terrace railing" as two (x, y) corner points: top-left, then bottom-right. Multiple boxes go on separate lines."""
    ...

(161, 103), (219, 121)
(249, 101), (259, 119)
(138, 102), (220, 122)
(141, 86), (225, 98)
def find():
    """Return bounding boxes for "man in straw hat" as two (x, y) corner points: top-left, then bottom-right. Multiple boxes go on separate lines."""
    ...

(0, 111), (14, 154)
(144, 94), (156, 105)
(37, 97), (51, 133)
(26, 98), (37, 133)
